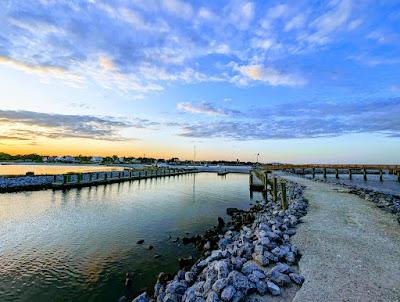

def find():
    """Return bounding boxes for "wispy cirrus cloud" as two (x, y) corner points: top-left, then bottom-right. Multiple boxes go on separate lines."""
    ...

(177, 102), (238, 116)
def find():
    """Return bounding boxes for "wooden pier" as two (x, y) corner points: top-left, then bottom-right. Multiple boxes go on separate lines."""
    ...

(262, 164), (400, 182)
(52, 168), (197, 190)
(249, 170), (288, 210)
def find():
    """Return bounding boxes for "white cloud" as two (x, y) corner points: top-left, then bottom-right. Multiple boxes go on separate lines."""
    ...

(234, 64), (307, 87)
(162, 0), (193, 19)
(284, 14), (306, 31)
(228, 1), (255, 30)
(177, 102), (229, 116)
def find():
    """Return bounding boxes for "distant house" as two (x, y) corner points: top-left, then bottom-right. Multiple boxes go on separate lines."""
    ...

(55, 156), (76, 163)
(90, 156), (103, 163)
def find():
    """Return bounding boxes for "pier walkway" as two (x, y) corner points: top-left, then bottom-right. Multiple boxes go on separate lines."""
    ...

(283, 175), (400, 301)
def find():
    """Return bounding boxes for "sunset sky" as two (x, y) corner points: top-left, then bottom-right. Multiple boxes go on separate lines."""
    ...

(0, 0), (399, 163)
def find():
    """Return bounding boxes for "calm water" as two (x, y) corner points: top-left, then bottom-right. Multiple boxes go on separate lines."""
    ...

(0, 164), (124, 176)
(0, 173), (262, 302)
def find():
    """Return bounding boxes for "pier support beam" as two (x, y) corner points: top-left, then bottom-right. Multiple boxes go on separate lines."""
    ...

(312, 168), (315, 178)
(335, 169), (339, 179)
(363, 169), (367, 181)
(349, 169), (352, 180)
(323, 168), (327, 179)
(249, 172), (253, 187)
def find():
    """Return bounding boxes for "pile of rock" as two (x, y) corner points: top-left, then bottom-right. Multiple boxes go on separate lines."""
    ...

(131, 180), (308, 302)
(0, 175), (54, 190)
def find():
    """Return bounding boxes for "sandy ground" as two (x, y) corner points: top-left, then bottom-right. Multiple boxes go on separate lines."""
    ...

(282, 176), (400, 302)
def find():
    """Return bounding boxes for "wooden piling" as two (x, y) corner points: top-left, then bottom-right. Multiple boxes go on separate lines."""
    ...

(349, 169), (352, 180)
(249, 172), (253, 187)
(302, 168), (305, 175)
(281, 181), (287, 210)
(312, 168), (315, 178)
(264, 171), (268, 191)
(379, 169), (383, 181)
(89, 173), (92, 182)
(363, 168), (367, 181)
(273, 177), (277, 202)
(335, 169), (339, 179)
(323, 168), (327, 178)
(397, 171), (400, 182)
(63, 175), (67, 184)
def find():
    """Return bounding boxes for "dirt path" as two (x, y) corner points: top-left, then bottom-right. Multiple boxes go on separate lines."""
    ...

(284, 176), (400, 302)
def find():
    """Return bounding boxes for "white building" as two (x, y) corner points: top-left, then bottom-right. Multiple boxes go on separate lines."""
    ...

(90, 156), (104, 163)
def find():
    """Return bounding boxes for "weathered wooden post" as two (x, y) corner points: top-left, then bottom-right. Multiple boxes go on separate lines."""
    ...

(105, 172), (108, 181)
(53, 175), (56, 182)
(281, 181), (287, 210)
(249, 172), (253, 188)
(363, 168), (367, 181)
(89, 173), (92, 182)
(348, 169), (352, 180)
(67, 175), (71, 183)
(397, 171), (400, 182)
(77, 174), (81, 184)
(323, 168), (327, 179)
(302, 168), (305, 176)
(63, 175), (67, 184)
(264, 171), (268, 192)
(379, 169), (383, 182)
(273, 177), (278, 202)
(335, 169), (339, 179)
(312, 168), (315, 178)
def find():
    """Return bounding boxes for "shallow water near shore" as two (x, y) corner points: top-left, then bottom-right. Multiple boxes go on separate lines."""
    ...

(0, 173), (262, 302)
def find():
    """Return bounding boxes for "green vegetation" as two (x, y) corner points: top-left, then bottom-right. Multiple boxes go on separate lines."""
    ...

(0, 152), (43, 162)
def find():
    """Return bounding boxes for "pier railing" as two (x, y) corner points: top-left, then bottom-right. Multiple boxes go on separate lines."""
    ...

(262, 164), (400, 182)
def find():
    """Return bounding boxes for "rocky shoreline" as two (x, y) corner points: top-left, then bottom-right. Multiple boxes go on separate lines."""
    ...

(128, 179), (308, 302)
(306, 177), (400, 223)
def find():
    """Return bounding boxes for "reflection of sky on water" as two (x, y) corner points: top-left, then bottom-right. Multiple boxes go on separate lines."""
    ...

(0, 173), (261, 302)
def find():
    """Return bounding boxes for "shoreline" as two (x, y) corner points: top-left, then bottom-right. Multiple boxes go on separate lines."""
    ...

(127, 178), (308, 302)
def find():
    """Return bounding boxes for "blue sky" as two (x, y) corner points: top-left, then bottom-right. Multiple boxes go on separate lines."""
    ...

(0, 0), (399, 162)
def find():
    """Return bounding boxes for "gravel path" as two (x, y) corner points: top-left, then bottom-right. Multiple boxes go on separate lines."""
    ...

(284, 175), (400, 302)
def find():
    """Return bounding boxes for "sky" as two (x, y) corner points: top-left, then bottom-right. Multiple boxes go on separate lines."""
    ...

(0, 0), (399, 163)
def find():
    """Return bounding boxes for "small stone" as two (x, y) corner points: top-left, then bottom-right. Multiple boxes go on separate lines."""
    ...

(270, 270), (291, 286)
(289, 273), (304, 285)
(212, 278), (228, 294)
(132, 292), (150, 302)
(137, 239), (145, 244)
(148, 245), (154, 250)
(154, 254), (161, 259)
(221, 285), (236, 302)
(185, 271), (196, 284)
(227, 271), (249, 292)
(241, 261), (263, 275)
(256, 280), (267, 295)
(206, 291), (220, 302)
(266, 281), (281, 296)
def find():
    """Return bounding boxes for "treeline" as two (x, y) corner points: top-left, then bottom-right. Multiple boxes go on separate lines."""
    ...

(0, 152), (43, 162)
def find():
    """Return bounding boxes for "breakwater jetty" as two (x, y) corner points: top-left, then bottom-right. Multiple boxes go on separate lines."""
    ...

(0, 169), (196, 193)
